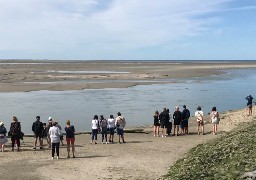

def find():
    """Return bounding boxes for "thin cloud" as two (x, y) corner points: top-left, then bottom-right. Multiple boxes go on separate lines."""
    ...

(0, 0), (235, 59)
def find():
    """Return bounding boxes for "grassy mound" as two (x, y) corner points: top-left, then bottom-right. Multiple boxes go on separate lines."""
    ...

(161, 120), (256, 180)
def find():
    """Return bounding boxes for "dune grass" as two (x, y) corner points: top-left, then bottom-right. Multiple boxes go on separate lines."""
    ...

(160, 119), (256, 180)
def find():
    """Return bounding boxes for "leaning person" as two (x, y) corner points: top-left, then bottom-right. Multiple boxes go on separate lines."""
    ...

(0, 121), (7, 152)
(49, 121), (62, 159)
(115, 112), (126, 143)
(9, 116), (22, 151)
(195, 106), (204, 135)
(64, 120), (75, 158)
(32, 116), (44, 150)
(210, 106), (220, 135)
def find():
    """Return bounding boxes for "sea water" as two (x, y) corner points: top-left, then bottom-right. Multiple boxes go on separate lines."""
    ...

(0, 68), (256, 134)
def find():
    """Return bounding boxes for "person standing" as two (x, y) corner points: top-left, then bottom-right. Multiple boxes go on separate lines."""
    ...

(9, 116), (22, 151)
(195, 106), (204, 135)
(0, 121), (7, 152)
(56, 122), (64, 146)
(100, 115), (108, 144)
(210, 106), (220, 135)
(107, 115), (115, 143)
(46, 117), (53, 148)
(115, 112), (126, 143)
(91, 115), (99, 144)
(181, 105), (190, 135)
(32, 116), (44, 150)
(159, 108), (169, 137)
(245, 95), (253, 116)
(173, 106), (182, 136)
(153, 111), (160, 137)
(49, 121), (62, 159)
(64, 120), (75, 158)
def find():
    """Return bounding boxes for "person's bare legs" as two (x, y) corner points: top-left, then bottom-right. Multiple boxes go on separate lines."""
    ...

(156, 126), (159, 137)
(67, 143), (70, 158)
(197, 123), (200, 134)
(71, 142), (75, 157)
(153, 126), (156, 136)
(202, 125), (205, 135)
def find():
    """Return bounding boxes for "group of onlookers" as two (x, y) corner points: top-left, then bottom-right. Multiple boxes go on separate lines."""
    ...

(153, 105), (221, 137)
(91, 112), (126, 144)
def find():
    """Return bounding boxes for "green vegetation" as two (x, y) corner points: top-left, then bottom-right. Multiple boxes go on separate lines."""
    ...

(161, 120), (256, 180)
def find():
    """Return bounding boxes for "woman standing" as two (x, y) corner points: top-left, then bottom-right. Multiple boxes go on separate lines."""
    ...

(91, 115), (99, 144)
(210, 106), (220, 135)
(100, 115), (108, 144)
(0, 121), (7, 152)
(49, 121), (62, 159)
(195, 106), (204, 135)
(9, 116), (21, 151)
(153, 111), (160, 137)
(64, 120), (75, 158)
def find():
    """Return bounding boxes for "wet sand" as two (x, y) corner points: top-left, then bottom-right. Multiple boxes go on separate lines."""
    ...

(0, 107), (255, 180)
(1, 60), (256, 92)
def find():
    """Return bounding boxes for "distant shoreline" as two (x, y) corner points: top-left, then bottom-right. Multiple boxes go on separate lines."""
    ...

(1, 60), (256, 92)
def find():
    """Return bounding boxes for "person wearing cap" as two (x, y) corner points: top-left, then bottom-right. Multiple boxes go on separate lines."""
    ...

(115, 112), (126, 143)
(173, 106), (182, 136)
(245, 95), (253, 116)
(32, 116), (44, 150)
(0, 121), (7, 152)
(46, 117), (53, 148)
(181, 105), (190, 135)
(107, 115), (115, 143)
(195, 106), (204, 135)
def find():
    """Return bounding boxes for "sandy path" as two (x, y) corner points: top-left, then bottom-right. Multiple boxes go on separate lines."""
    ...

(0, 107), (254, 180)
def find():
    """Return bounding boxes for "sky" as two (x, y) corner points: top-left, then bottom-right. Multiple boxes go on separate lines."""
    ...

(0, 0), (256, 60)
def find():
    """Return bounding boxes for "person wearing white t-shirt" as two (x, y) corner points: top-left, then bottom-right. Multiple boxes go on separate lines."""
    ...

(91, 115), (99, 144)
(107, 115), (115, 143)
(195, 106), (204, 135)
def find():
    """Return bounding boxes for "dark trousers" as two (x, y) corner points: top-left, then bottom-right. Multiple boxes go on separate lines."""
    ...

(102, 133), (107, 142)
(52, 142), (60, 157)
(11, 135), (20, 147)
(92, 129), (98, 141)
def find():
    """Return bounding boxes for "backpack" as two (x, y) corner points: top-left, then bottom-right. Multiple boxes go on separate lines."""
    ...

(33, 121), (42, 133)
(101, 119), (108, 128)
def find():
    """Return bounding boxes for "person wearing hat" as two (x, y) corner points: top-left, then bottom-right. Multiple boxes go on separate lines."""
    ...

(0, 121), (7, 152)
(115, 112), (126, 143)
(195, 106), (204, 135)
(32, 116), (44, 150)
(46, 117), (53, 148)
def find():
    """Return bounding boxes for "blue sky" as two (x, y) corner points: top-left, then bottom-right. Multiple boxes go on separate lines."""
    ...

(0, 0), (255, 60)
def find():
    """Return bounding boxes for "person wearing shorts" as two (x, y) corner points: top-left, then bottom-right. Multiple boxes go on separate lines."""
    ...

(115, 112), (126, 144)
(153, 111), (160, 137)
(173, 106), (182, 136)
(195, 106), (204, 135)
(64, 120), (75, 158)
(107, 115), (115, 143)
(245, 95), (253, 116)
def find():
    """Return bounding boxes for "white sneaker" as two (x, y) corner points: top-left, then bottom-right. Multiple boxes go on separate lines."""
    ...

(51, 157), (54, 160)
(161, 135), (164, 138)
(57, 156), (59, 159)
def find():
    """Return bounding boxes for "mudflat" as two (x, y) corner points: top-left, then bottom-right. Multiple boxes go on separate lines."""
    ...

(1, 60), (256, 92)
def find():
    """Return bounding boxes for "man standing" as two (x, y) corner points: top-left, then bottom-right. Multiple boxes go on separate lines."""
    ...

(181, 105), (190, 135)
(173, 106), (182, 136)
(115, 112), (126, 143)
(32, 116), (44, 150)
(159, 108), (170, 137)
(245, 95), (253, 116)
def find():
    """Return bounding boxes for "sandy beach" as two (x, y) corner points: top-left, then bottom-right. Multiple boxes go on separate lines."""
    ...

(0, 107), (255, 180)
(1, 60), (256, 92)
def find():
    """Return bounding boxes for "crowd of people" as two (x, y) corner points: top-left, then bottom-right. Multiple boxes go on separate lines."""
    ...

(0, 111), (126, 160)
(0, 95), (253, 159)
